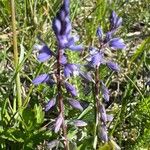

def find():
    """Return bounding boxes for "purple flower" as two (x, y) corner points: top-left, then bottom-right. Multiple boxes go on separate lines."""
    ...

(54, 114), (63, 133)
(110, 11), (122, 29)
(89, 52), (104, 67)
(79, 71), (94, 83)
(32, 74), (50, 85)
(74, 120), (87, 127)
(45, 98), (56, 112)
(64, 63), (79, 78)
(59, 54), (67, 65)
(100, 125), (108, 142)
(47, 140), (59, 149)
(99, 104), (107, 123)
(109, 38), (125, 49)
(89, 47), (98, 55)
(68, 98), (83, 111)
(65, 82), (77, 97)
(34, 44), (52, 62)
(101, 81), (110, 102)
(107, 61), (120, 72)
(107, 114), (113, 122)
(96, 27), (103, 40)
(68, 44), (83, 51)
(104, 31), (113, 43)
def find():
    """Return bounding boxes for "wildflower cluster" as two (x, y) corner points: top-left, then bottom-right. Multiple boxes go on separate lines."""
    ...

(83, 11), (125, 145)
(32, 0), (125, 149)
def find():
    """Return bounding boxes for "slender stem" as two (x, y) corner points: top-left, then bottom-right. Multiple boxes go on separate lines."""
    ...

(57, 49), (69, 150)
(10, 0), (22, 108)
(93, 66), (100, 149)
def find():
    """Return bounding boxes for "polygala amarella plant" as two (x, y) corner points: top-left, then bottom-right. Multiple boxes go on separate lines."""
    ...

(82, 10), (125, 148)
(33, 0), (85, 149)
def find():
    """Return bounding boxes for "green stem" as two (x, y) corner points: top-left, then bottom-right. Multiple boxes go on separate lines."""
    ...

(10, 0), (22, 108)
(93, 66), (100, 149)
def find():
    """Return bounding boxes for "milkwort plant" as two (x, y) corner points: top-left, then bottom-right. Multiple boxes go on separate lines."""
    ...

(32, 0), (83, 149)
(82, 11), (126, 149)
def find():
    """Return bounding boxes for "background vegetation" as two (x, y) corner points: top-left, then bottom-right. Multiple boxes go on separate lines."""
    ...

(0, 0), (150, 149)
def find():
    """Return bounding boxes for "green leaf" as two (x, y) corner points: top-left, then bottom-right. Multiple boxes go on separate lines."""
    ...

(77, 105), (93, 120)
(1, 128), (25, 142)
(34, 104), (44, 125)
(98, 140), (121, 150)
(98, 143), (112, 150)
(22, 108), (36, 131)
(129, 37), (150, 65)
(19, 43), (25, 64)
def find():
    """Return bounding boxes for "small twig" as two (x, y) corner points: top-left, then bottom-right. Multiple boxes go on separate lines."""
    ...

(57, 48), (69, 150)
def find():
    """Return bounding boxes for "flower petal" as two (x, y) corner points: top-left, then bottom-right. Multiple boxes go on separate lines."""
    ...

(110, 11), (122, 29)
(68, 98), (83, 111)
(99, 104), (107, 123)
(64, 64), (79, 78)
(79, 71), (94, 83)
(90, 52), (104, 67)
(107, 114), (113, 122)
(32, 74), (50, 85)
(54, 114), (63, 133)
(60, 54), (67, 65)
(96, 27), (103, 40)
(100, 125), (108, 142)
(101, 81), (110, 102)
(107, 61), (120, 72)
(65, 82), (77, 97)
(74, 120), (87, 127)
(68, 44), (83, 51)
(34, 44), (52, 62)
(109, 38), (125, 49)
(45, 98), (56, 112)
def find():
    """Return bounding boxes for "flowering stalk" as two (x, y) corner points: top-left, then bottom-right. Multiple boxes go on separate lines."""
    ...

(83, 11), (125, 148)
(10, 0), (22, 108)
(32, 0), (83, 149)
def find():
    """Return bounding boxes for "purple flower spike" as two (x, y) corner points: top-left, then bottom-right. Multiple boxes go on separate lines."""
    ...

(101, 81), (110, 102)
(109, 38), (125, 49)
(107, 61), (120, 72)
(100, 125), (108, 142)
(74, 120), (87, 127)
(96, 27), (103, 40)
(32, 74), (50, 85)
(34, 44), (52, 62)
(99, 104), (107, 123)
(54, 114), (63, 133)
(68, 98), (83, 111)
(45, 98), (56, 112)
(52, 0), (82, 50)
(65, 82), (77, 97)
